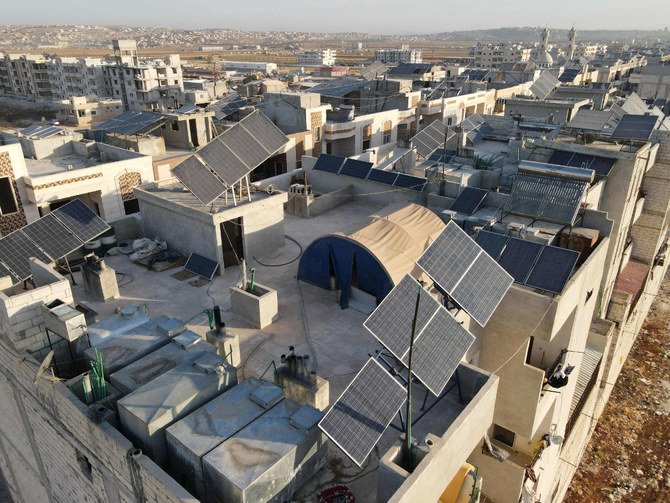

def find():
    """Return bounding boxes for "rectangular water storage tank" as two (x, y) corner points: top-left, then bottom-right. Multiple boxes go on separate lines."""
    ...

(87, 305), (150, 346)
(166, 377), (284, 498)
(202, 400), (326, 503)
(109, 331), (214, 394)
(84, 316), (183, 376)
(117, 352), (237, 465)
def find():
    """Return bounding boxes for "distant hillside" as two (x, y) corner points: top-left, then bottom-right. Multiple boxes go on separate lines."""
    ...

(422, 27), (670, 43)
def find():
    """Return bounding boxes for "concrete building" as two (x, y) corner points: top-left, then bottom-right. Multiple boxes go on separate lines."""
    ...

(0, 134), (154, 228)
(471, 42), (532, 69)
(628, 65), (670, 100)
(54, 96), (124, 127)
(299, 49), (337, 67)
(219, 61), (278, 75)
(374, 47), (423, 65)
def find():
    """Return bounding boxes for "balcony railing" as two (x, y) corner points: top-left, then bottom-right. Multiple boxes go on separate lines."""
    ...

(565, 358), (602, 439)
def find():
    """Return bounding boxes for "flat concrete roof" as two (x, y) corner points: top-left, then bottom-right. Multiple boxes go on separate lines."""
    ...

(69, 199), (475, 502)
(25, 153), (102, 176)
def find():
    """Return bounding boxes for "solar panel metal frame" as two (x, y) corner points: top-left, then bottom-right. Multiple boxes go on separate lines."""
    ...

(411, 120), (447, 158)
(393, 173), (426, 192)
(319, 358), (406, 467)
(497, 237), (544, 283)
(525, 245), (580, 294)
(313, 154), (346, 174)
(505, 171), (588, 225)
(610, 114), (658, 141)
(220, 121), (269, 168)
(364, 275), (441, 362)
(450, 187), (488, 215)
(366, 169), (398, 185)
(51, 199), (110, 243)
(401, 306), (475, 396)
(418, 222), (513, 326)
(95, 111), (164, 135)
(548, 151), (615, 178)
(339, 159), (373, 179)
(172, 156), (228, 206)
(474, 230), (509, 261)
(0, 230), (52, 281)
(184, 252), (220, 280)
(20, 124), (64, 139)
(21, 214), (84, 261)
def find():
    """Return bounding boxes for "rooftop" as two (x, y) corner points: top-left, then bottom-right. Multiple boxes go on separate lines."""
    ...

(67, 199), (481, 501)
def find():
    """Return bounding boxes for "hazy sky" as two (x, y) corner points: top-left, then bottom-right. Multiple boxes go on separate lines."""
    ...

(2, 0), (669, 34)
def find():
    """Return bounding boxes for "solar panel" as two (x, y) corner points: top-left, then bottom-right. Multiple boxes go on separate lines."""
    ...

(429, 149), (457, 163)
(20, 124), (64, 139)
(364, 275), (440, 361)
(0, 230), (52, 281)
(611, 114), (658, 141)
(452, 250), (514, 326)
(461, 114), (494, 143)
(505, 171), (588, 225)
(0, 262), (14, 282)
(548, 151), (615, 178)
(475, 230), (509, 261)
(184, 252), (220, 280)
(198, 140), (250, 184)
(361, 61), (389, 81)
(558, 68), (581, 83)
(209, 93), (245, 118)
(175, 104), (198, 114)
(52, 199), (110, 243)
(339, 159), (373, 179)
(195, 111), (288, 186)
(393, 174), (426, 192)
(411, 120), (447, 158)
(565, 110), (613, 132)
(525, 245), (579, 294)
(172, 156), (227, 206)
(22, 214), (83, 260)
(401, 306), (474, 396)
(450, 187), (488, 215)
(313, 154), (346, 174)
(497, 238), (543, 283)
(95, 111), (164, 135)
(366, 169), (398, 185)
(530, 72), (560, 101)
(418, 222), (513, 326)
(319, 358), (406, 467)
(239, 110), (289, 155)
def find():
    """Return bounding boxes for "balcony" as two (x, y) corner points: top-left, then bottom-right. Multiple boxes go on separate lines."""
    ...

(323, 121), (357, 139)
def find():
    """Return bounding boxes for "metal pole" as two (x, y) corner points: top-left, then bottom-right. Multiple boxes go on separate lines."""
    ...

(404, 287), (421, 468)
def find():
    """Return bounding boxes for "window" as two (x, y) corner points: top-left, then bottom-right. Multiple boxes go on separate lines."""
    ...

(171, 121), (179, 131)
(123, 199), (140, 215)
(0, 177), (18, 215)
(383, 131), (391, 144)
(493, 424), (515, 447)
(362, 139), (371, 150)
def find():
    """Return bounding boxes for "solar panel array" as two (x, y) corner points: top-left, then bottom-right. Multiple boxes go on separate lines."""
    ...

(312, 154), (426, 192)
(505, 171), (589, 225)
(610, 114), (658, 141)
(529, 72), (560, 101)
(475, 230), (580, 294)
(558, 67), (581, 83)
(208, 93), (246, 118)
(565, 110), (614, 132)
(0, 199), (109, 283)
(418, 222), (513, 326)
(319, 358), (406, 467)
(548, 150), (616, 178)
(174, 104), (198, 114)
(428, 149), (457, 163)
(450, 187), (488, 215)
(94, 111), (164, 135)
(461, 114), (494, 143)
(410, 120), (450, 158)
(184, 252), (220, 280)
(361, 61), (389, 81)
(19, 124), (64, 139)
(172, 111), (289, 205)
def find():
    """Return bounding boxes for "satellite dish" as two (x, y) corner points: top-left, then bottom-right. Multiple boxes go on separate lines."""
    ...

(34, 350), (55, 384)
(550, 434), (565, 446)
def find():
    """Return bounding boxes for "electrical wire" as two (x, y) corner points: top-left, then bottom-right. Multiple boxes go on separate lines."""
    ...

(252, 235), (302, 267)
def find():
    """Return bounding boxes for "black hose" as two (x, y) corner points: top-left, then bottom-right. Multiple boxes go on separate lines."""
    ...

(253, 235), (303, 267)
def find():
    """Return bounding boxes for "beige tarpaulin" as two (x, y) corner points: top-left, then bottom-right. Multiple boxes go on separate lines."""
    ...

(334, 202), (445, 285)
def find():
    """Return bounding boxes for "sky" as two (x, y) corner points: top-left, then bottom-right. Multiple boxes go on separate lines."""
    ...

(1, 0), (669, 34)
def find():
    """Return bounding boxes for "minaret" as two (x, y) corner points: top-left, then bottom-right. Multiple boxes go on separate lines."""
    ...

(541, 26), (550, 53)
(568, 25), (576, 60)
